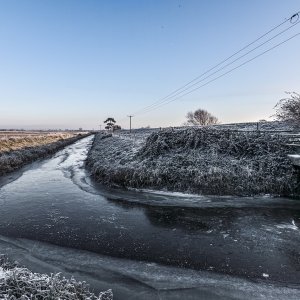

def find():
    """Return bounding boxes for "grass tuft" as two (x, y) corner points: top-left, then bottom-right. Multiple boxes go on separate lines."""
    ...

(0, 255), (113, 300)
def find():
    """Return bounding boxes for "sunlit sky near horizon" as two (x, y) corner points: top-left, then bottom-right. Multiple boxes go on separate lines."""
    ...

(1, 0), (300, 130)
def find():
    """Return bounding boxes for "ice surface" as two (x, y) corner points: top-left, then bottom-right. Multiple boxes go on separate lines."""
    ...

(0, 236), (299, 300)
(288, 154), (300, 158)
(287, 154), (300, 166)
(130, 188), (205, 198)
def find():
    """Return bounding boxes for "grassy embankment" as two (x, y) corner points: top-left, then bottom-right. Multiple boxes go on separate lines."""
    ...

(87, 128), (298, 196)
(0, 132), (90, 176)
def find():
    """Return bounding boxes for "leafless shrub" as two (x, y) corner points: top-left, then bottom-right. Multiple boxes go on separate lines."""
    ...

(274, 92), (300, 124)
(185, 109), (218, 126)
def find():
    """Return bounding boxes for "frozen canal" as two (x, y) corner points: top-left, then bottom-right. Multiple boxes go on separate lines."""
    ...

(0, 135), (300, 299)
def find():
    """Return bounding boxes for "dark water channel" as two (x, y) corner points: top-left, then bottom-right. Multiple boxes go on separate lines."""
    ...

(0, 136), (300, 299)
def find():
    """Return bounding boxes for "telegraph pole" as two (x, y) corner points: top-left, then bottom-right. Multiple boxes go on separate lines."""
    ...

(99, 125), (102, 131)
(127, 115), (133, 133)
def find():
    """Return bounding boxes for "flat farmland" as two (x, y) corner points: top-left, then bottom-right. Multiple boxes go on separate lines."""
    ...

(0, 131), (90, 176)
(0, 131), (86, 153)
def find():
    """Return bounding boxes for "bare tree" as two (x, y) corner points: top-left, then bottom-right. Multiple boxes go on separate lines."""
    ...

(274, 92), (300, 123)
(185, 109), (218, 126)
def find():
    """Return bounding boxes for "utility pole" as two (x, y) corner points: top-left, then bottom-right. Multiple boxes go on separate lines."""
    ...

(99, 125), (102, 131)
(127, 115), (133, 133)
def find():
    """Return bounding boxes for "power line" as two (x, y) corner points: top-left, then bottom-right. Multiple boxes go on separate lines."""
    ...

(138, 20), (299, 114)
(139, 32), (300, 115)
(135, 11), (299, 115)
(132, 11), (300, 116)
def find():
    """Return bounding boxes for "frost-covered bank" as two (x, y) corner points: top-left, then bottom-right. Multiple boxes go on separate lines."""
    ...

(0, 255), (112, 299)
(0, 133), (91, 176)
(87, 129), (298, 196)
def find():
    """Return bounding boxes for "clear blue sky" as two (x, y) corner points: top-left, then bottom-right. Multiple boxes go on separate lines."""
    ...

(0, 0), (299, 129)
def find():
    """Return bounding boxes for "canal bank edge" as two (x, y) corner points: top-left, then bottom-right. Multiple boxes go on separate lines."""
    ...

(0, 133), (92, 176)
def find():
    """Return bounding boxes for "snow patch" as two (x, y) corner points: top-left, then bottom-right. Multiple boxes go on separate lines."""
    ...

(0, 267), (6, 280)
(276, 220), (298, 231)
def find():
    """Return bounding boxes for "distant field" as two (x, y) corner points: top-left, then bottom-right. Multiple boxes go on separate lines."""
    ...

(0, 131), (91, 176)
(0, 130), (87, 137)
(0, 131), (85, 153)
(0, 131), (53, 136)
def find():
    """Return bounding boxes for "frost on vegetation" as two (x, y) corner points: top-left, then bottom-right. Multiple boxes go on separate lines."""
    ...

(87, 127), (298, 196)
(0, 256), (113, 300)
(0, 134), (89, 176)
(0, 133), (78, 153)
